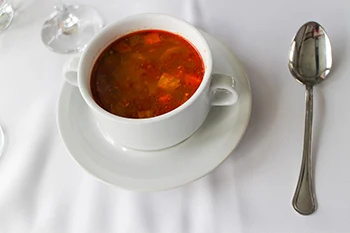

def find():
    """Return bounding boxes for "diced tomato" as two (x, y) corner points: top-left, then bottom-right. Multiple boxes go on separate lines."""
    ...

(144, 33), (161, 44)
(158, 94), (172, 103)
(184, 74), (202, 86)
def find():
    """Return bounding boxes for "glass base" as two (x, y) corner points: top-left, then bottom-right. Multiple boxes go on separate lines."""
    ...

(0, 2), (14, 32)
(41, 5), (103, 54)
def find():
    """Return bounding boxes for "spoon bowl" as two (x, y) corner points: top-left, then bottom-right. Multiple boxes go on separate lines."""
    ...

(289, 21), (332, 86)
(288, 21), (332, 215)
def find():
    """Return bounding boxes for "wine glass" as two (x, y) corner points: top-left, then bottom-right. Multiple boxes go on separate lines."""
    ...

(41, 1), (103, 54)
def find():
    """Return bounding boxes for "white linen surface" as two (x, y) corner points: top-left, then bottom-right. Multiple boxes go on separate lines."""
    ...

(0, 0), (350, 232)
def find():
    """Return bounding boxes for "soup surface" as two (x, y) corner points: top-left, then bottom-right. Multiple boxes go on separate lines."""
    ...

(91, 30), (204, 119)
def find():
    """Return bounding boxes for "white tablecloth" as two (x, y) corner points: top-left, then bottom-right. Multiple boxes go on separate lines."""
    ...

(1, 0), (350, 232)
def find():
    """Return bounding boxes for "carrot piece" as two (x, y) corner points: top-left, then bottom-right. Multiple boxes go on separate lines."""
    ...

(144, 33), (161, 44)
(158, 73), (181, 91)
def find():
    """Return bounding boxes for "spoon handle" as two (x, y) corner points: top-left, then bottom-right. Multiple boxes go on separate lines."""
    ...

(292, 85), (317, 215)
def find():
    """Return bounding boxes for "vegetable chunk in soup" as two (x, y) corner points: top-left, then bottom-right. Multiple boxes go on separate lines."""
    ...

(91, 30), (204, 119)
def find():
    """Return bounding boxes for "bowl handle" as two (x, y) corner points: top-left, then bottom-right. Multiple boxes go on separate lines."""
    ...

(210, 73), (239, 106)
(63, 56), (80, 86)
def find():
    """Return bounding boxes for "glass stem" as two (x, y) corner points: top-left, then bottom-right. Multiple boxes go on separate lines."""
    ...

(54, 0), (66, 12)
(54, 1), (79, 35)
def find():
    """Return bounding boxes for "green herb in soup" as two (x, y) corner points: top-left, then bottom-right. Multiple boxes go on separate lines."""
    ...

(90, 30), (205, 119)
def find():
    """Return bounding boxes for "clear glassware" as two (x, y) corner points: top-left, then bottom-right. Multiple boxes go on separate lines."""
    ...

(0, 0), (14, 32)
(0, 0), (12, 156)
(41, 1), (103, 54)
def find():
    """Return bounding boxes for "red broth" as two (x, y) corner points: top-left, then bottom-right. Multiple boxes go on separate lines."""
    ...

(90, 30), (205, 119)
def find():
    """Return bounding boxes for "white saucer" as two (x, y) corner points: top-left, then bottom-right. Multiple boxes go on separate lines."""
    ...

(57, 30), (252, 191)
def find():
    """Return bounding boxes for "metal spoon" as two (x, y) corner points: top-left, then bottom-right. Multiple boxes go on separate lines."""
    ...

(288, 21), (332, 215)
